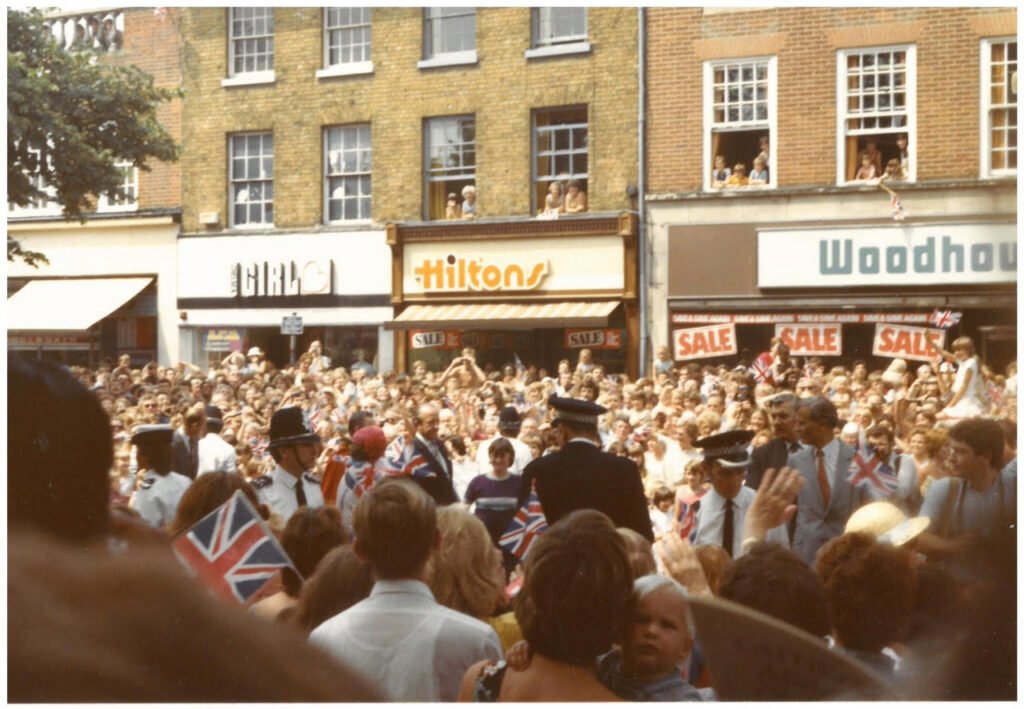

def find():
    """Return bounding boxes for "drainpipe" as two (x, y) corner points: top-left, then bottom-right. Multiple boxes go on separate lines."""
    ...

(637, 7), (649, 377)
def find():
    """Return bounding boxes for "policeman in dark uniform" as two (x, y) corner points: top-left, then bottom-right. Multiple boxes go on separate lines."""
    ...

(129, 424), (192, 529)
(252, 407), (325, 522)
(520, 396), (653, 541)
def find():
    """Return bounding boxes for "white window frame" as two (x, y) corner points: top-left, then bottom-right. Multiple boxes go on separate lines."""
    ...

(701, 55), (778, 192)
(97, 160), (138, 212)
(222, 8), (275, 87)
(418, 7), (477, 69)
(526, 8), (590, 59)
(317, 8), (373, 79)
(324, 124), (372, 224)
(980, 37), (1017, 178)
(424, 115), (476, 220)
(8, 147), (60, 217)
(532, 106), (589, 211)
(229, 132), (274, 229)
(835, 44), (916, 186)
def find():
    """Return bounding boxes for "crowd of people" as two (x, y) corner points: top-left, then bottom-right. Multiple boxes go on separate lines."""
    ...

(8, 331), (1017, 701)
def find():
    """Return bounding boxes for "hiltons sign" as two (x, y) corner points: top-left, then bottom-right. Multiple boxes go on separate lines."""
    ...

(413, 255), (548, 293)
(758, 224), (1016, 288)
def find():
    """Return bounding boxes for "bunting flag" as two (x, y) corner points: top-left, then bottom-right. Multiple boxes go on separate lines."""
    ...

(499, 482), (548, 560)
(890, 191), (906, 221)
(172, 490), (296, 605)
(750, 351), (775, 385)
(847, 452), (899, 498)
(929, 309), (962, 329)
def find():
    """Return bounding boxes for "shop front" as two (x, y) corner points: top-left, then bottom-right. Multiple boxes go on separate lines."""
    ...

(176, 232), (393, 371)
(665, 220), (1017, 370)
(385, 213), (640, 377)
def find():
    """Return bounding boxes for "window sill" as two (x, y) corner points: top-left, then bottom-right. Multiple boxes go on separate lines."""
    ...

(228, 223), (276, 231)
(837, 177), (916, 189)
(324, 218), (373, 228)
(316, 62), (374, 80)
(221, 71), (276, 88)
(705, 184), (776, 193)
(417, 51), (478, 70)
(524, 42), (591, 60)
(96, 204), (140, 214)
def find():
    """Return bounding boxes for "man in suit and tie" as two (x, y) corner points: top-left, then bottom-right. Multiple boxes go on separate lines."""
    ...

(398, 404), (459, 506)
(171, 403), (206, 480)
(747, 392), (802, 490)
(790, 396), (863, 564)
(520, 396), (652, 541)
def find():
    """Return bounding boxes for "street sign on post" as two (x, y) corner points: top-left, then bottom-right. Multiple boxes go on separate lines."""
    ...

(281, 313), (304, 336)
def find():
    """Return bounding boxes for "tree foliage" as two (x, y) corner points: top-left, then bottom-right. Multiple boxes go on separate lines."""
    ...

(7, 8), (181, 262)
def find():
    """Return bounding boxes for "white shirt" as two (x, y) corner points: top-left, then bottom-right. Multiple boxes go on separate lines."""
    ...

(197, 433), (238, 476)
(310, 579), (502, 702)
(692, 485), (789, 558)
(474, 434), (534, 475)
(130, 472), (192, 529)
(253, 465), (324, 522)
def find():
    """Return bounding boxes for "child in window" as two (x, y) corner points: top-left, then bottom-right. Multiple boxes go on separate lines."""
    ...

(863, 139), (883, 176)
(880, 158), (905, 183)
(725, 163), (748, 187)
(756, 135), (770, 169)
(853, 152), (877, 181)
(711, 155), (731, 188)
(445, 192), (460, 219)
(540, 181), (563, 216)
(748, 156), (769, 186)
(896, 134), (910, 174)
(564, 179), (588, 214)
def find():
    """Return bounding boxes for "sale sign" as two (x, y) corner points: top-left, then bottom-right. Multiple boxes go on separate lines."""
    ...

(774, 324), (842, 356)
(672, 324), (737, 361)
(410, 331), (461, 350)
(564, 328), (623, 350)
(872, 324), (946, 362)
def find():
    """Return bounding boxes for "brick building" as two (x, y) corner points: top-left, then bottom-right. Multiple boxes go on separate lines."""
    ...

(8, 8), (184, 366)
(175, 8), (642, 375)
(645, 8), (1017, 372)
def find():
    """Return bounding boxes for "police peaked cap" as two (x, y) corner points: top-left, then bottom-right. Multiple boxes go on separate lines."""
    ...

(549, 396), (607, 426)
(131, 423), (174, 448)
(694, 429), (755, 469)
(268, 406), (321, 448)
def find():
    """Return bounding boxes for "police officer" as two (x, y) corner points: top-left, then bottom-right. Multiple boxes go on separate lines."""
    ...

(520, 396), (653, 541)
(130, 424), (192, 529)
(253, 407), (325, 522)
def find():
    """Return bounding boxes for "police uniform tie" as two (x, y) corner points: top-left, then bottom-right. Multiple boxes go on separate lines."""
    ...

(816, 447), (831, 509)
(189, 437), (199, 477)
(723, 499), (734, 557)
(295, 478), (308, 508)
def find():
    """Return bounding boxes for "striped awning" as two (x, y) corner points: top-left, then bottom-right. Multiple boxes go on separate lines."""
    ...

(385, 301), (619, 330)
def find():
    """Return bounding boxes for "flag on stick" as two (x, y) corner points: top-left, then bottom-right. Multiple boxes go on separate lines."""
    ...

(929, 309), (962, 329)
(499, 482), (548, 560)
(172, 490), (296, 604)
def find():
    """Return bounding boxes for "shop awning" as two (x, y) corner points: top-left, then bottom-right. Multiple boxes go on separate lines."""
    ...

(385, 301), (619, 330)
(7, 277), (153, 332)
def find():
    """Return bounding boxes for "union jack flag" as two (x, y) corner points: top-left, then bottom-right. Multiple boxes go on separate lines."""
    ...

(249, 436), (269, 461)
(308, 405), (323, 430)
(342, 458), (378, 500)
(383, 435), (437, 479)
(890, 191), (906, 221)
(847, 451), (899, 498)
(675, 491), (702, 541)
(499, 482), (548, 560)
(750, 351), (775, 385)
(929, 309), (962, 329)
(172, 490), (296, 605)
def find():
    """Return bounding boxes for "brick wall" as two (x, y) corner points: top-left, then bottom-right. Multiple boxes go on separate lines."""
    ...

(178, 8), (639, 232)
(647, 7), (1017, 193)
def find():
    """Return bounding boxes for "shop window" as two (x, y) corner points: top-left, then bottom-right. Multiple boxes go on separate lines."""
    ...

(532, 8), (586, 47)
(97, 160), (138, 211)
(424, 115), (475, 220)
(533, 106), (588, 212)
(325, 124), (372, 222)
(228, 8), (274, 77)
(704, 57), (775, 190)
(981, 38), (1017, 177)
(837, 46), (916, 184)
(229, 132), (274, 227)
(323, 8), (371, 70)
(421, 8), (476, 66)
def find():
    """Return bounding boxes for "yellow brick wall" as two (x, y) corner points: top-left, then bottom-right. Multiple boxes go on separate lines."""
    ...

(180, 8), (639, 232)
(647, 7), (1017, 193)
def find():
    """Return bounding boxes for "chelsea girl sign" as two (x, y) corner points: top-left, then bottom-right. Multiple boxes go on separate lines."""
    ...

(758, 223), (1016, 288)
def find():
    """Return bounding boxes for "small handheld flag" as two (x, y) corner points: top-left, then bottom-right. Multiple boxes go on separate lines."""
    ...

(172, 490), (296, 604)
(750, 351), (775, 385)
(929, 309), (962, 329)
(499, 482), (548, 560)
(847, 452), (899, 498)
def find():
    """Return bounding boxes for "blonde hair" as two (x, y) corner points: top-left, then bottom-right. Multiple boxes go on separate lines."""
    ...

(427, 507), (504, 619)
(951, 336), (975, 355)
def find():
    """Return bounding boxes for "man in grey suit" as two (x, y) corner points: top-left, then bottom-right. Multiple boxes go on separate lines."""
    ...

(789, 397), (863, 564)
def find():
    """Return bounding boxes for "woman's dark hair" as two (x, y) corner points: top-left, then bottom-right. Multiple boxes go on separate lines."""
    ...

(292, 545), (374, 633)
(167, 472), (261, 538)
(487, 437), (515, 463)
(9, 358), (113, 541)
(280, 507), (347, 597)
(515, 510), (633, 666)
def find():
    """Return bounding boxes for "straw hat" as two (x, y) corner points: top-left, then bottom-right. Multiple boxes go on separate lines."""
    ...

(844, 501), (930, 546)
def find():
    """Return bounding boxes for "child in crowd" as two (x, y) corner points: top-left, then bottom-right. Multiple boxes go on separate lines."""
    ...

(464, 437), (521, 574)
(649, 486), (676, 540)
